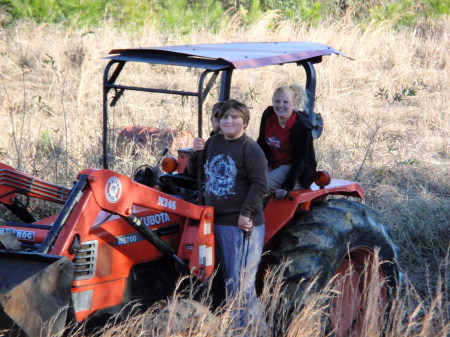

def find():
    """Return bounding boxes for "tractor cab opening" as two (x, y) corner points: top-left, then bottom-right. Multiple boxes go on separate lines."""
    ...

(102, 42), (345, 173)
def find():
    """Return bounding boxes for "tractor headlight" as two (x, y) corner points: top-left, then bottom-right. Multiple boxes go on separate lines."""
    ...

(313, 170), (331, 188)
(161, 156), (178, 173)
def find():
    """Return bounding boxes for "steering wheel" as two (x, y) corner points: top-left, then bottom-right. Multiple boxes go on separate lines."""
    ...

(158, 174), (199, 201)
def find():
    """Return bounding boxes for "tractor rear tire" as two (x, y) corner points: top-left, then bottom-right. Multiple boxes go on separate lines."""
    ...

(272, 198), (399, 336)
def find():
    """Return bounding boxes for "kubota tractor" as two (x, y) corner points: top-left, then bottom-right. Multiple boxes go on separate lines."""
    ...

(0, 42), (398, 337)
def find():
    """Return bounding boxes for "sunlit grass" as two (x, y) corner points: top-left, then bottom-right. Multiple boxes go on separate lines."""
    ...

(60, 257), (448, 337)
(0, 14), (448, 337)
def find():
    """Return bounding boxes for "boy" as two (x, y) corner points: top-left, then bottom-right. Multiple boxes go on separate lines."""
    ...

(188, 99), (268, 328)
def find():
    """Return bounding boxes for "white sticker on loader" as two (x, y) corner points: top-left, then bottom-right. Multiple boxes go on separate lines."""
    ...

(105, 176), (122, 203)
(199, 245), (213, 267)
(199, 245), (205, 266)
(205, 246), (212, 267)
(204, 221), (211, 235)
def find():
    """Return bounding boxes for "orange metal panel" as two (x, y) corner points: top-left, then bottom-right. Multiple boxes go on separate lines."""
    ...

(73, 278), (127, 321)
(264, 179), (364, 244)
(82, 169), (206, 220)
(0, 163), (70, 204)
(49, 190), (102, 258)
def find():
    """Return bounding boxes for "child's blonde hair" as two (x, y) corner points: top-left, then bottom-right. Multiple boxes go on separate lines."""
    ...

(273, 84), (309, 112)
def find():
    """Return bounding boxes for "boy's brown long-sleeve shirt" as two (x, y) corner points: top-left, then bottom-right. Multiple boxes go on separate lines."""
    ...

(187, 133), (268, 226)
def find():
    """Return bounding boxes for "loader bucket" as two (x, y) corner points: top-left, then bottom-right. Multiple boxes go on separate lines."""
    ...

(0, 251), (74, 337)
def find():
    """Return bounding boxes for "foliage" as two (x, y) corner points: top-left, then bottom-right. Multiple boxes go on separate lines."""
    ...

(1, 0), (106, 27)
(153, 0), (224, 34)
(105, 0), (157, 28)
(375, 81), (423, 103)
(1, 0), (447, 30)
(261, 0), (322, 25)
(369, 0), (449, 27)
(238, 0), (264, 25)
(2, 0), (59, 22)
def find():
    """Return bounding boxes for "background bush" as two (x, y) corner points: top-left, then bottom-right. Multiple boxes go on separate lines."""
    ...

(1, 0), (448, 29)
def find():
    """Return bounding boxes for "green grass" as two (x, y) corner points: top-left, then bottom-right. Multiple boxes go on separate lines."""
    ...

(1, 0), (448, 30)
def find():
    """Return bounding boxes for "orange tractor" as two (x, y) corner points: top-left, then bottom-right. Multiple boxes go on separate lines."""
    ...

(0, 42), (398, 337)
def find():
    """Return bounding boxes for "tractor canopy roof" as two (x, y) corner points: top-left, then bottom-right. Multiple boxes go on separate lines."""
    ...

(102, 42), (347, 168)
(107, 41), (347, 70)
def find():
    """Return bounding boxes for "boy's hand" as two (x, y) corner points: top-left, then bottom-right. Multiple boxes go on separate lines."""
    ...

(238, 215), (253, 232)
(192, 137), (206, 152)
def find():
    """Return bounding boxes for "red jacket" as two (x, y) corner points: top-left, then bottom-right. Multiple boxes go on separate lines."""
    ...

(257, 106), (317, 190)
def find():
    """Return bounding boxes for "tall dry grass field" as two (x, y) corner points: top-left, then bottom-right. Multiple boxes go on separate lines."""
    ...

(0, 17), (448, 336)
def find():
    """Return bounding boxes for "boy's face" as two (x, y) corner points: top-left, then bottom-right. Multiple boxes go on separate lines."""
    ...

(219, 108), (246, 140)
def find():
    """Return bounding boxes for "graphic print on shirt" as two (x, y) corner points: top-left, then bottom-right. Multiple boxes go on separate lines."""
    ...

(266, 136), (281, 150)
(205, 154), (237, 198)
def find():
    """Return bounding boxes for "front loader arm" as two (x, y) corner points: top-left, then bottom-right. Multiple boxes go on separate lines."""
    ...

(0, 163), (70, 223)
(48, 168), (215, 281)
(0, 163), (70, 204)
(1, 167), (215, 337)
(85, 168), (215, 280)
(79, 169), (207, 219)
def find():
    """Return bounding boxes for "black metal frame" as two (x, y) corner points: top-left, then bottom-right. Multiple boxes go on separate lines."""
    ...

(102, 52), (320, 169)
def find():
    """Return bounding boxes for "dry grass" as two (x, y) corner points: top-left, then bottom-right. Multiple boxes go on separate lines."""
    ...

(56, 256), (448, 337)
(0, 19), (447, 177)
(0, 16), (448, 337)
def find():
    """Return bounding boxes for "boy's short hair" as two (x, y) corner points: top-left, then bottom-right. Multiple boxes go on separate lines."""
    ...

(218, 99), (250, 125)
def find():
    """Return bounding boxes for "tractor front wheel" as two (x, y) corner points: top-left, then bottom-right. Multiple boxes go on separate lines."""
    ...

(273, 198), (399, 337)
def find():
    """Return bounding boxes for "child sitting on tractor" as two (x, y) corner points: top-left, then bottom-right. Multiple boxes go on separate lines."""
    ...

(257, 84), (317, 199)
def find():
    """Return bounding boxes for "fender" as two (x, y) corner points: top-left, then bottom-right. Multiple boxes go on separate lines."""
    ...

(264, 179), (364, 244)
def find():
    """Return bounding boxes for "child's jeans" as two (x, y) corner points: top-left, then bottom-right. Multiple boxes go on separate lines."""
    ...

(215, 224), (265, 328)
